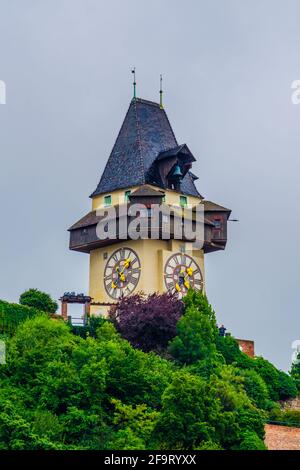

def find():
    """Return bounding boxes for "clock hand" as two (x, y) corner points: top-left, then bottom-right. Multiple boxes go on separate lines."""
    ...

(112, 267), (122, 289)
(185, 267), (193, 278)
(118, 258), (131, 282)
(112, 274), (125, 289)
(183, 267), (193, 289)
(120, 258), (131, 274)
(112, 259), (131, 288)
(175, 265), (193, 293)
(176, 269), (185, 292)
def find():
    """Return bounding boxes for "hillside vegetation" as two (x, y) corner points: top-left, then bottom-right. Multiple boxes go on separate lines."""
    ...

(0, 290), (298, 450)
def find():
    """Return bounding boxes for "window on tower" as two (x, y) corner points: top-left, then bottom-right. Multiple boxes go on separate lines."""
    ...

(212, 218), (222, 239)
(104, 195), (112, 207)
(180, 195), (188, 207)
(124, 190), (131, 202)
(213, 219), (222, 229)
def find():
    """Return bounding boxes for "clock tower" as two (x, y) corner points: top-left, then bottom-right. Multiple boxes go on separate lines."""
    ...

(69, 96), (231, 316)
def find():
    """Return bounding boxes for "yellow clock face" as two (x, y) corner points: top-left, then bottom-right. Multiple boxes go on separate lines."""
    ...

(164, 252), (203, 295)
(104, 247), (141, 300)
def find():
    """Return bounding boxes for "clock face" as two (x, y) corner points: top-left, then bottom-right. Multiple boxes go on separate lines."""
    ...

(164, 252), (203, 296)
(104, 247), (141, 300)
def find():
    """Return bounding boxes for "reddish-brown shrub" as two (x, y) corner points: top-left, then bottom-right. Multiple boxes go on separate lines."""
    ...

(109, 292), (183, 352)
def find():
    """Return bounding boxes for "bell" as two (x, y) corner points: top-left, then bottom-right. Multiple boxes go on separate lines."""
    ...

(172, 164), (183, 178)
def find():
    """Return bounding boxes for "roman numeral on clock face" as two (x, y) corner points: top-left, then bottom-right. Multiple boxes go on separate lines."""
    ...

(174, 255), (180, 265)
(112, 253), (119, 263)
(166, 279), (175, 289)
(131, 268), (140, 275)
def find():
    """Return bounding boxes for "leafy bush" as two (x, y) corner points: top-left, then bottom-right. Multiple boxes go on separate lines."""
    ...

(280, 410), (300, 427)
(277, 370), (298, 400)
(196, 441), (223, 450)
(216, 334), (254, 369)
(268, 409), (300, 427)
(70, 316), (107, 338)
(234, 431), (266, 450)
(94, 322), (174, 409)
(253, 358), (286, 402)
(206, 365), (265, 448)
(217, 334), (297, 403)
(107, 399), (159, 450)
(291, 354), (300, 390)
(19, 289), (58, 313)
(239, 369), (269, 410)
(0, 300), (44, 335)
(109, 292), (183, 352)
(154, 371), (212, 449)
(186, 355), (224, 381)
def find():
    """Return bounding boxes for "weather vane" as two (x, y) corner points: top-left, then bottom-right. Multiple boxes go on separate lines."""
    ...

(160, 74), (163, 109)
(131, 67), (136, 99)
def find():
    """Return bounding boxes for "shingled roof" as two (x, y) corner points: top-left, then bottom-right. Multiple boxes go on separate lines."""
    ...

(203, 200), (231, 212)
(91, 98), (201, 198)
(130, 185), (165, 198)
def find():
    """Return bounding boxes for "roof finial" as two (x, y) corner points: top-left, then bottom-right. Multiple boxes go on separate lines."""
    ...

(159, 74), (163, 109)
(131, 67), (136, 99)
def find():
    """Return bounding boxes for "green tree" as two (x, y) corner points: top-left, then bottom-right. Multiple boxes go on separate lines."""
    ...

(94, 322), (174, 409)
(233, 431), (266, 450)
(217, 334), (297, 403)
(0, 300), (43, 335)
(6, 315), (78, 387)
(196, 441), (223, 450)
(0, 400), (62, 450)
(291, 353), (300, 390)
(206, 365), (265, 448)
(239, 369), (269, 409)
(169, 291), (218, 364)
(216, 333), (254, 369)
(253, 357), (282, 401)
(19, 289), (58, 313)
(32, 410), (63, 441)
(60, 406), (107, 449)
(277, 370), (297, 399)
(108, 399), (159, 450)
(154, 371), (213, 449)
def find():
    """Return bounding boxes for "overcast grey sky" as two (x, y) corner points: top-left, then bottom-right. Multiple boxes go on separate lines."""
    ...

(0, 0), (299, 371)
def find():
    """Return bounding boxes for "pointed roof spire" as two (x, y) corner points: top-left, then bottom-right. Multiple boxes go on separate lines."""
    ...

(131, 67), (136, 99)
(159, 74), (163, 109)
(90, 98), (201, 198)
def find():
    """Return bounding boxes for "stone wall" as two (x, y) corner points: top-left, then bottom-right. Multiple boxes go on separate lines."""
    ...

(265, 424), (300, 450)
(280, 396), (300, 411)
(236, 339), (255, 358)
